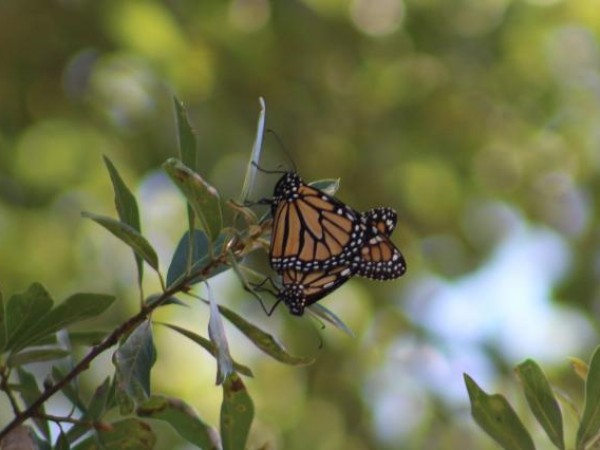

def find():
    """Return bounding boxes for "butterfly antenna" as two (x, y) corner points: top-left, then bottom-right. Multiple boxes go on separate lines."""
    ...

(266, 129), (297, 173)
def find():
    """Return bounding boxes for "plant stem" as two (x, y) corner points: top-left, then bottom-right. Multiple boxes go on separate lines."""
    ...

(0, 255), (227, 442)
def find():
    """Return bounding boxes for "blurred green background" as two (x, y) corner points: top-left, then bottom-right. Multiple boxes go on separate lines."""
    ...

(2, 0), (600, 448)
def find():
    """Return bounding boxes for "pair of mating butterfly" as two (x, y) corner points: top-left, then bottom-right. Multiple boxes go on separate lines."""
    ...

(257, 171), (406, 316)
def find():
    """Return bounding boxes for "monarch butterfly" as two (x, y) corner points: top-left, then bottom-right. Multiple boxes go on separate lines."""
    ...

(266, 171), (367, 272)
(273, 206), (406, 315)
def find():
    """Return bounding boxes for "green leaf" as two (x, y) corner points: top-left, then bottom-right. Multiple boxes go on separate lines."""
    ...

(145, 294), (187, 308)
(56, 431), (71, 450)
(217, 302), (314, 366)
(3, 283), (54, 352)
(163, 158), (223, 242)
(67, 377), (112, 443)
(221, 373), (254, 450)
(82, 212), (159, 272)
(17, 367), (50, 440)
(113, 320), (156, 406)
(19, 293), (115, 349)
(103, 155), (143, 286)
(51, 366), (86, 412)
(166, 230), (230, 288)
(239, 97), (266, 204)
(160, 323), (253, 377)
(464, 374), (535, 450)
(309, 178), (340, 196)
(71, 418), (156, 450)
(173, 97), (199, 237)
(173, 98), (197, 171)
(516, 359), (564, 450)
(207, 284), (234, 385)
(68, 330), (109, 346)
(307, 303), (355, 337)
(7, 348), (70, 367)
(577, 345), (600, 449)
(137, 395), (220, 449)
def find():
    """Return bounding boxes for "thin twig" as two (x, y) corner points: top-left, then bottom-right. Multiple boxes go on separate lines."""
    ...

(0, 254), (228, 442)
(0, 368), (21, 416)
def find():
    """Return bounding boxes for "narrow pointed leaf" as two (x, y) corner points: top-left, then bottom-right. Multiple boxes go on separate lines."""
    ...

(239, 97), (265, 203)
(71, 418), (156, 450)
(166, 230), (229, 288)
(145, 293), (187, 308)
(17, 367), (50, 440)
(114, 320), (156, 410)
(56, 431), (70, 450)
(3, 283), (53, 352)
(161, 323), (253, 377)
(18, 293), (115, 349)
(173, 98), (197, 171)
(207, 284), (234, 384)
(163, 158), (223, 242)
(7, 348), (70, 367)
(577, 346), (600, 449)
(307, 303), (355, 337)
(103, 155), (143, 285)
(516, 359), (564, 449)
(82, 212), (159, 272)
(137, 395), (220, 449)
(173, 98), (199, 238)
(464, 374), (535, 450)
(217, 302), (314, 366)
(221, 373), (254, 450)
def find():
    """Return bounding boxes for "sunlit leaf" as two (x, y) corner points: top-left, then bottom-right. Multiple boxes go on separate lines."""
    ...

(163, 158), (223, 242)
(239, 97), (265, 204)
(17, 367), (50, 440)
(7, 348), (70, 367)
(515, 359), (564, 450)
(166, 230), (230, 288)
(3, 283), (53, 352)
(216, 302), (314, 366)
(113, 320), (156, 406)
(464, 374), (535, 450)
(82, 212), (159, 272)
(207, 284), (234, 385)
(137, 395), (220, 449)
(160, 323), (253, 377)
(570, 357), (588, 381)
(103, 155), (143, 286)
(71, 418), (156, 450)
(577, 346), (600, 449)
(221, 373), (254, 450)
(19, 293), (115, 349)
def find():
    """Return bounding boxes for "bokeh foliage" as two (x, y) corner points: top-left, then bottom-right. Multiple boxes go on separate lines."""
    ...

(1, 0), (600, 449)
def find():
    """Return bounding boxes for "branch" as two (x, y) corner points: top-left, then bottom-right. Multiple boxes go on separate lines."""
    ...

(0, 255), (228, 442)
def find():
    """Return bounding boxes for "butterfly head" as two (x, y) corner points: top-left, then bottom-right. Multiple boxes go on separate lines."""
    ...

(273, 171), (302, 199)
